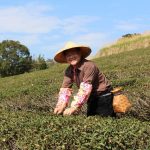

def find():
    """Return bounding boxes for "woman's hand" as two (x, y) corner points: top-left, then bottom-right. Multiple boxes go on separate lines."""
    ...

(54, 102), (67, 115)
(63, 107), (78, 116)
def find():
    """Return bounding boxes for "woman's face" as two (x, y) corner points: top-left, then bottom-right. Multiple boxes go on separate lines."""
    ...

(65, 48), (81, 66)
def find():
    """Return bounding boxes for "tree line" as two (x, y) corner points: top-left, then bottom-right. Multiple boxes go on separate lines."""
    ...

(0, 40), (53, 77)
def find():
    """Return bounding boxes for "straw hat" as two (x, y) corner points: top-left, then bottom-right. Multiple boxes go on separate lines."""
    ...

(54, 41), (91, 63)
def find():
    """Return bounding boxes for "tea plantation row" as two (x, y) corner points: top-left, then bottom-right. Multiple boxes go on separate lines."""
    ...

(0, 110), (150, 149)
(0, 47), (150, 149)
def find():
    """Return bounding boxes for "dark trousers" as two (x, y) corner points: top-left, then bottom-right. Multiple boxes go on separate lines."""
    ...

(87, 92), (116, 117)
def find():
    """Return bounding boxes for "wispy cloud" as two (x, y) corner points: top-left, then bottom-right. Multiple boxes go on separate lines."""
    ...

(0, 4), (100, 34)
(35, 32), (109, 58)
(116, 21), (140, 31)
(73, 32), (110, 54)
(0, 4), (101, 44)
(0, 2), (108, 58)
(0, 4), (59, 33)
(60, 16), (100, 34)
(0, 33), (40, 46)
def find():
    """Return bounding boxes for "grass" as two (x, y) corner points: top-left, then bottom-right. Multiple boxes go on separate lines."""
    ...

(98, 34), (150, 57)
(0, 46), (150, 149)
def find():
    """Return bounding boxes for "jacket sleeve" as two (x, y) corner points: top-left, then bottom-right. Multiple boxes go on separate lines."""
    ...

(70, 82), (92, 109)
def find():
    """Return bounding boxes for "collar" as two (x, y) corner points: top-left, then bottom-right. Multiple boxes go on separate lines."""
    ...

(70, 59), (86, 71)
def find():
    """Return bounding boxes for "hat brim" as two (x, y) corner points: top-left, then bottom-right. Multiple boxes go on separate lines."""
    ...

(54, 46), (91, 63)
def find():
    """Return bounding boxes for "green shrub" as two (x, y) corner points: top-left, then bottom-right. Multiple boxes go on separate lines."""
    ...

(0, 47), (150, 149)
(0, 111), (150, 150)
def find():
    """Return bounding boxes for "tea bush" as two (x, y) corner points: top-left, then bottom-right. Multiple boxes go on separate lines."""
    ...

(0, 47), (150, 149)
(0, 111), (150, 150)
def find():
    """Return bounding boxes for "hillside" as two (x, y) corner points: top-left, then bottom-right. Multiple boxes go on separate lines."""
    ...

(96, 32), (150, 57)
(0, 47), (150, 149)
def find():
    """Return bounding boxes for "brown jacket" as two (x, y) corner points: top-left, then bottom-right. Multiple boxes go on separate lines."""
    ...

(62, 59), (111, 95)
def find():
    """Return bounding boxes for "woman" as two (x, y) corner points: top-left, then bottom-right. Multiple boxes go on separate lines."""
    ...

(53, 42), (115, 117)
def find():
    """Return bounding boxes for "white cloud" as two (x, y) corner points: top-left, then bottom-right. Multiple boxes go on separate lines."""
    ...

(37, 32), (109, 58)
(72, 32), (110, 54)
(60, 16), (100, 34)
(0, 33), (40, 47)
(0, 3), (103, 59)
(17, 34), (40, 46)
(116, 21), (140, 31)
(0, 5), (60, 33)
(0, 4), (100, 35)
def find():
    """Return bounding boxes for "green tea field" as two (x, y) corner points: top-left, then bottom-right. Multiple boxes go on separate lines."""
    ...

(0, 47), (150, 149)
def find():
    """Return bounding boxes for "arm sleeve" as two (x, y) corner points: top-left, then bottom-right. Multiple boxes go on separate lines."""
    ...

(56, 67), (73, 107)
(56, 88), (72, 108)
(70, 82), (92, 109)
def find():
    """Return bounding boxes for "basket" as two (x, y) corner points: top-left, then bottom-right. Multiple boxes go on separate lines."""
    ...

(111, 87), (132, 113)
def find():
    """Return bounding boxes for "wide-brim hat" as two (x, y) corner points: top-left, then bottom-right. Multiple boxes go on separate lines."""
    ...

(54, 41), (91, 63)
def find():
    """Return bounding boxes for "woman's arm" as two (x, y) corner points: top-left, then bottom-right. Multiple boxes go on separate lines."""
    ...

(63, 82), (92, 115)
(54, 67), (73, 115)
(68, 64), (97, 109)
(54, 88), (72, 114)
(56, 88), (72, 106)
(71, 82), (92, 108)
(63, 63), (98, 115)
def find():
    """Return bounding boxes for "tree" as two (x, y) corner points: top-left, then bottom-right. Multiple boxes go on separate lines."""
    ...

(122, 33), (141, 38)
(32, 55), (48, 70)
(0, 40), (32, 77)
(46, 58), (55, 67)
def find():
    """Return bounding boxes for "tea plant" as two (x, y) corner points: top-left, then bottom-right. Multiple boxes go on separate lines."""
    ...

(0, 46), (150, 149)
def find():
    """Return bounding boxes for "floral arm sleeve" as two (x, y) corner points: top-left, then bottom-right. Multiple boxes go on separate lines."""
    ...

(71, 82), (92, 109)
(56, 88), (72, 108)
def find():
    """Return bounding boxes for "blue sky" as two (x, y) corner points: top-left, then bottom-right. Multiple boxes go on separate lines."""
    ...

(0, 0), (150, 59)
